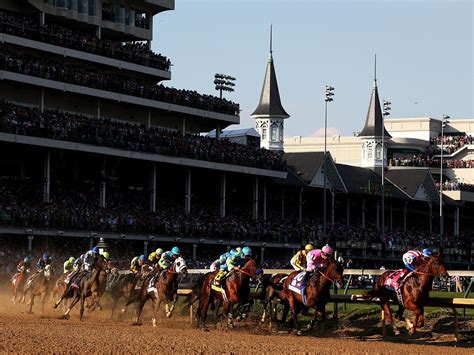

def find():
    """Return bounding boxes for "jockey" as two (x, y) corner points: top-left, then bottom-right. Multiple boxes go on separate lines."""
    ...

(63, 257), (75, 273)
(17, 256), (31, 273)
(401, 248), (432, 278)
(102, 251), (110, 260)
(210, 252), (230, 272)
(214, 247), (252, 286)
(158, 247), (181, 271)
(290, 244), (314, 270)
(130, 255), (146, 275)
(82, 246), (100, 272)
(73, 256), (83, 271)
(36, 253), (51, 271)
(302, 244), (333, 285)
(148, 248), (164, 265)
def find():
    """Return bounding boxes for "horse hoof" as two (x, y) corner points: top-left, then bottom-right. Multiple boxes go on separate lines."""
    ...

(61, 314), (69, 320)
(409, 329), (415, 336)
(241, 313), (247, 320)
(394, 330), (400, 336)
(296, 330), (302, 336)
(166, 312), (172, 318)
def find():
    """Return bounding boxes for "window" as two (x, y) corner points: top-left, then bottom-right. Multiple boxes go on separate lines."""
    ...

(262, 127), (267, 140)
(375, 144), (381, 159)
(367, 144), (373, 159)
(271, 123), (277, 141)
(279, 126), (283, 141)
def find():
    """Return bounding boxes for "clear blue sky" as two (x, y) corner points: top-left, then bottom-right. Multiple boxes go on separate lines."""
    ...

(153, 0), (473, 137)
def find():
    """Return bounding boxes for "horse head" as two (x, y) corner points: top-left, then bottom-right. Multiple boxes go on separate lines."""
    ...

(241, 258), (264, 281)
(424, 254), (449, 278)
(172, 257), (188, 277)
(43, 264), (52, 281)
(324, 259), (344, 288)
(96, 255), (111, 273)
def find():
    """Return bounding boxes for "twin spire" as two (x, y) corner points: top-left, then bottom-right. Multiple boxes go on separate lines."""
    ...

(251, 26), (289, 119)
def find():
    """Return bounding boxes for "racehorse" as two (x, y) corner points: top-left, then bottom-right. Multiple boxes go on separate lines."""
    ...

(50, 273), (68, 307)
(11, 266), (29, 304)
(197, 258), (262, 330)
(260, 273), (290, 324)
(53, 255), (110, 320)
(108, 270), (139, 318)
(22, 264), (53, 314)
(283, 260), (344, 335)
(363, 254), (449, 336)
(133, 257), (187, 327)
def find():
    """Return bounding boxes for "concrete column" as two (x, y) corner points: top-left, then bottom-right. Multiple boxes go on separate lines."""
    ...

(149, 165), (156, 212)
(376, 201), (380, 229)
(43, 151), (50, 203)
(89, 237), (94, 249)
(362, 199), (366, 228)
(39, 12), (45, 26)
(216, 123), (221, 140)
(260, 247), (265, 263)
(390, 202), (393, 231)
(403, 202), (408, 232)
(429, 203), (433, 234)
(281, 189), (285, 220)
(185, 168), (191, 215)
(147, 109), (151, 129)
(193, 243), (197, 261)
(298, 188), (303, 223)
(99, 159), (106, 208)
(252, 177), (259, 220)
(40, 89), (45, 113)
(331, 190), (335, 225)
(97, 99), (101, 119)
(144, 241), (148, 256)
(263, 183), (267, 221)
(182, 117), (186, 137)
(346, 197), (350, 226)
(96, 26), (101, 39)
(454, 207), (460, 236)
(28, 235), (33, 252)
(220, 173), (226, 218)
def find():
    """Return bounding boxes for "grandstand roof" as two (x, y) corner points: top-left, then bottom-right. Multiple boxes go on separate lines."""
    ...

(207, 128), (260, 138)
(250, 30), (289, 119)
(284, 152), (325, 183)
(336, 164), (408, 199)
(386, 168), (439, 204)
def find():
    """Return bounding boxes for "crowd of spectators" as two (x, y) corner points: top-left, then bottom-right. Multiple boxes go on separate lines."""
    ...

(0, 9), (169, 70)
(430, 134), (474, 155)
(438, 180), (474, 192)
(0, 101), (285, 170)
(0, 49), (239, 116)
(389, 154), (474, 169)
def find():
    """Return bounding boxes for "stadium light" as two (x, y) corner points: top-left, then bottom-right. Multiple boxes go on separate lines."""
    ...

(214, 73), (236, 99)
(323, 85), (335, 241)
(439, 114), (450, 247)
(381, 100), (391, 243)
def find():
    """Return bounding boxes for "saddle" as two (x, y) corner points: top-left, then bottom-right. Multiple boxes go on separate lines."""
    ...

(288, 271), (309, 305)
(384, 269), (410, 306)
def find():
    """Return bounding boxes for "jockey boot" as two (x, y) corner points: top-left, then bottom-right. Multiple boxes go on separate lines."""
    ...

(302, 271), (312, 287)
(214, 270), (226, 286)
(398, 269), (410, 283)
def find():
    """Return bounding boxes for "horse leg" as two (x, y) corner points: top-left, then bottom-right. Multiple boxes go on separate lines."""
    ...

(133, 294), (147, 325)
(28, 293), (35, 314)
(404, 300), (421, 336)
(41, 292), (47, 315)
(63, 292), (80, 319)
(166, 294), (178, 318)
(79, 295), (86, 320)
(395, 305), (405, 321)
(382, 302), (399, 336)
(199, 288), (212, 330)
(223, 301), (234, 328)
(287, 295), (301, 335)
(418, 307), (425, 328)
(152, 297), (162, 327)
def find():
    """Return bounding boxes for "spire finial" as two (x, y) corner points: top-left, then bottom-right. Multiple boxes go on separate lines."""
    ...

(270, 24), (273, 58)
(373, 54), (377, 88)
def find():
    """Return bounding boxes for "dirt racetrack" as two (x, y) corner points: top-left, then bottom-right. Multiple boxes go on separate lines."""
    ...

(1, 284), (472, 353)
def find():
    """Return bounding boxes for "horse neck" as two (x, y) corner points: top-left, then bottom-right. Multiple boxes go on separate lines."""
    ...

(413, 262), (435, 289)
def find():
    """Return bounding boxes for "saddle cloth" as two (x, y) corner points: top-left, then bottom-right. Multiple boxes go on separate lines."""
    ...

(383, 269), (407, 291)
(288, 271), (305, 295)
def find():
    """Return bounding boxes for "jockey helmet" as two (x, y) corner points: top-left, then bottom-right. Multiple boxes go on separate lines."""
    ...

(42, 253), (49, 260)
(171, 247), (180, 255)
(242, 246), (252, 257)
(24, 256), (30, 263)
(139, 255), (146, 261)
(304, 243), (314, 251)
(102, 252), (109, 260)
(69, 256), (75, 263)
(156, 248), (164, 255)
(422, 248), (432, 257)
(92, 246), (99, 254)
(229, 249), (237, 256)
(322, 244), (333, 256)
(236, 247), (242, 254)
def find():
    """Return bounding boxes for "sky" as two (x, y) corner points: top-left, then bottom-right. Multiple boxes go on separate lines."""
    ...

(153, 0), (473, 137)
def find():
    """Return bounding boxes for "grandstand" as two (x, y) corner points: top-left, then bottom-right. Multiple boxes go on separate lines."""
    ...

(0, 1), (472, 273)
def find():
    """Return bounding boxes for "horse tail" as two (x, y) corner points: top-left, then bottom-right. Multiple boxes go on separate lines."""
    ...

(194, 273), (209, 326)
